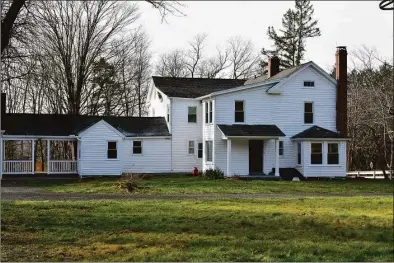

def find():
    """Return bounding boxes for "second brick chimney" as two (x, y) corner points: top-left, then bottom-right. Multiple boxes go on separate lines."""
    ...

(335, 46), (347, 137)
(268, 56), (280, 78)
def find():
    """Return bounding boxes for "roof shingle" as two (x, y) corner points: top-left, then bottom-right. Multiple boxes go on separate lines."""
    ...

(2, 114), (170, 137)
(218, 124), (285, 137)
(152, 76), (246, 98)
(291, 125), (347, 139)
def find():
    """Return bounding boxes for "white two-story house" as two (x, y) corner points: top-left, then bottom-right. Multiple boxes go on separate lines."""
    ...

(147, 47), (349, 178)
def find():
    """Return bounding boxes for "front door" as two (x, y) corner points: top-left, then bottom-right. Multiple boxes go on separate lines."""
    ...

(249, 140), (264, 175)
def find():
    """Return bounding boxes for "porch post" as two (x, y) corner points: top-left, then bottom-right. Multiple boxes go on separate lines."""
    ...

(47, 139), (50, 174)
(226, 139), (232, 177)
(31, 140), (35, 174)
(275, 139), (280, 177)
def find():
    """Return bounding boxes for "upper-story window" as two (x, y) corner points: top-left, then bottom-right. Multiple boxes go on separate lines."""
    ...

(188, 106), (197, 123)
(166, 105), (170, 123)
(304, 81), (315, 87)
(205, 102), (209, 124)
(304, 102), (313, 124)
(209, 101), (213, 123)
(235, 101), (244, 123)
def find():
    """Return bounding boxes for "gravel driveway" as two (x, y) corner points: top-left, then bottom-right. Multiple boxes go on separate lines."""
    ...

(1, 186), (392, 201)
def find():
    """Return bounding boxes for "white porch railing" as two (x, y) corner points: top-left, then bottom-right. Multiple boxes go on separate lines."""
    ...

(347, 170), (393, 180)
(48, 160), (77, 174)
(3, 161), (32, 174)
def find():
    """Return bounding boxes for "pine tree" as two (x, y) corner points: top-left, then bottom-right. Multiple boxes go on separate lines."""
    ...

(260, 0), (321, 72)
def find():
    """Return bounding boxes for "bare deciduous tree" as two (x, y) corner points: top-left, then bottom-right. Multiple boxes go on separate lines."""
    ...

(227, 36), (259, 79)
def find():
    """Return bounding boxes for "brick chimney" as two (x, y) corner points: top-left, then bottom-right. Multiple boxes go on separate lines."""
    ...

(335, 46), (347, 137)
(268, 56), (280, 78)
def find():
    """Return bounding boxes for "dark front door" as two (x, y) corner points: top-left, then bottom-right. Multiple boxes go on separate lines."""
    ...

(249, 140), (264, 175)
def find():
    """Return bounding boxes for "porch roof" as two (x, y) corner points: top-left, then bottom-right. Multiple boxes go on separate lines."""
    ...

(217, 124), (285, 138)
(2, 114), (170, 137)
(291, 125), (348, 140)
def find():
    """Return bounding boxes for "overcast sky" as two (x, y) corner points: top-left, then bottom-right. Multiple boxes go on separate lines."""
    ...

(137, 1), (393, 73)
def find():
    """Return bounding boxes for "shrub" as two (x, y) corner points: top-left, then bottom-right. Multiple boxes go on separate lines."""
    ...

(113, 172), (146, 192)
(199, 168), (224, 180)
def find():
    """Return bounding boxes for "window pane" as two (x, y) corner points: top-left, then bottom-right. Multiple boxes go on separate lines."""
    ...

(205, 102), (209, 123)
(304, 113), (313, 124)
(235, 101), (243, 111)
(198, 143), (203, 158)
(311, 143), (322, 153)
(297, 143), (301, 165)
(188, 107), (196, 114)
(133, 141), (141, 147)
(107, 150), (117, 159)
(328, 154), (339, 164)
(328, 143), (338, 153)
(311, 154), (322, 164)
(206, 141), (212, 162)
(304, 103), (313, 112)
(108, 141), (116, 150)
(188, 141), (194, 154)
(188, 114), (197, 123)
(235, 112), (244, 122)
(133, 147), (142, 154)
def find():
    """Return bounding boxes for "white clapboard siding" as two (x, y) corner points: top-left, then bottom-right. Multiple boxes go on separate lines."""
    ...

(79, 121), (124, 176)
(170, 98), (203, 172)
(122, 138), (172, 173)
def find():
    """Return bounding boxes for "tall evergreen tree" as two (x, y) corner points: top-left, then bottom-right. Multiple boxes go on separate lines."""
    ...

(260, 0), (321, 72)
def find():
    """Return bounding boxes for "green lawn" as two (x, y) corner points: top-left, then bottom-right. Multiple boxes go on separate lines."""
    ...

(1, 197), (393, 261)
(16, 174), (394, 195)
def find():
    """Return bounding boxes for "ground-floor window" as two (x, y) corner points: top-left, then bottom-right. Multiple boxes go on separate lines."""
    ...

(279, 141), (284, 156)
(206, 140), (213, 162)
(327, 143), (339, 164)
(311, 143), (322, 164)
(198, 143), (203, 158)
(188, 141), (195, 154)
(297, 142), (301, 165)
(107, 141), (117, 159)
(133, 140), (142, 154)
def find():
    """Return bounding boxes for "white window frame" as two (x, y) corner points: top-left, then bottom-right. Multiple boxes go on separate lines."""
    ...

(234, 100), (245, 123)
(132, 140), (143, 155)
(303, 81), (315, 88)
(304, 101), (314, 124)
(310, 142), (323, 165)
(188, 106), (197, 123)
(206, 140), (213, 162)
(205, 102), (209, 124)
(188, 141), (195, 155)
(279, 141), (284, 156)
(197, 142), (203, 159)
(297, 142), (302, 165)
(107, 141), (118, 160)
(327, 143), (339, 165)
(209, 101), (213, 124)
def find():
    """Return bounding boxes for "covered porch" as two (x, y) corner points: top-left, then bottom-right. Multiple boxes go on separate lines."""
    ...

(217, 124), (286, 177)
(2, 136), (79, 175)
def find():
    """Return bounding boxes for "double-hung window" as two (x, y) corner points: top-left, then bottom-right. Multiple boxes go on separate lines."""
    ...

(188, 106), (197, 123)
(107, 141), (117, 159)
(235, 101), (244, 122)
(197, 143), (203, 158)
(311, 143), (322, 164)
(327, 143), (339, 164)
(205, 102), (209, 124)
(279, 141), (284, 156)
(188, 141), (195, 154)
(133, 140), (142, 154)
(304, 102), (313, 124)
(206, 141), (213, 162)
(297, 143), (302, 165)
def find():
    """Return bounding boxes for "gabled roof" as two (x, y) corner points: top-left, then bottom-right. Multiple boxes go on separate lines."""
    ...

(218, 124), (285, 138)
(291, 125), (348, 140)
(152, 76), (246, 98)
(2, 114), (170, 137)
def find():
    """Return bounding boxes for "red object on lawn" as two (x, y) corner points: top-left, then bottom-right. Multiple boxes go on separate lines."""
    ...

(193, 167), (198, 176)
